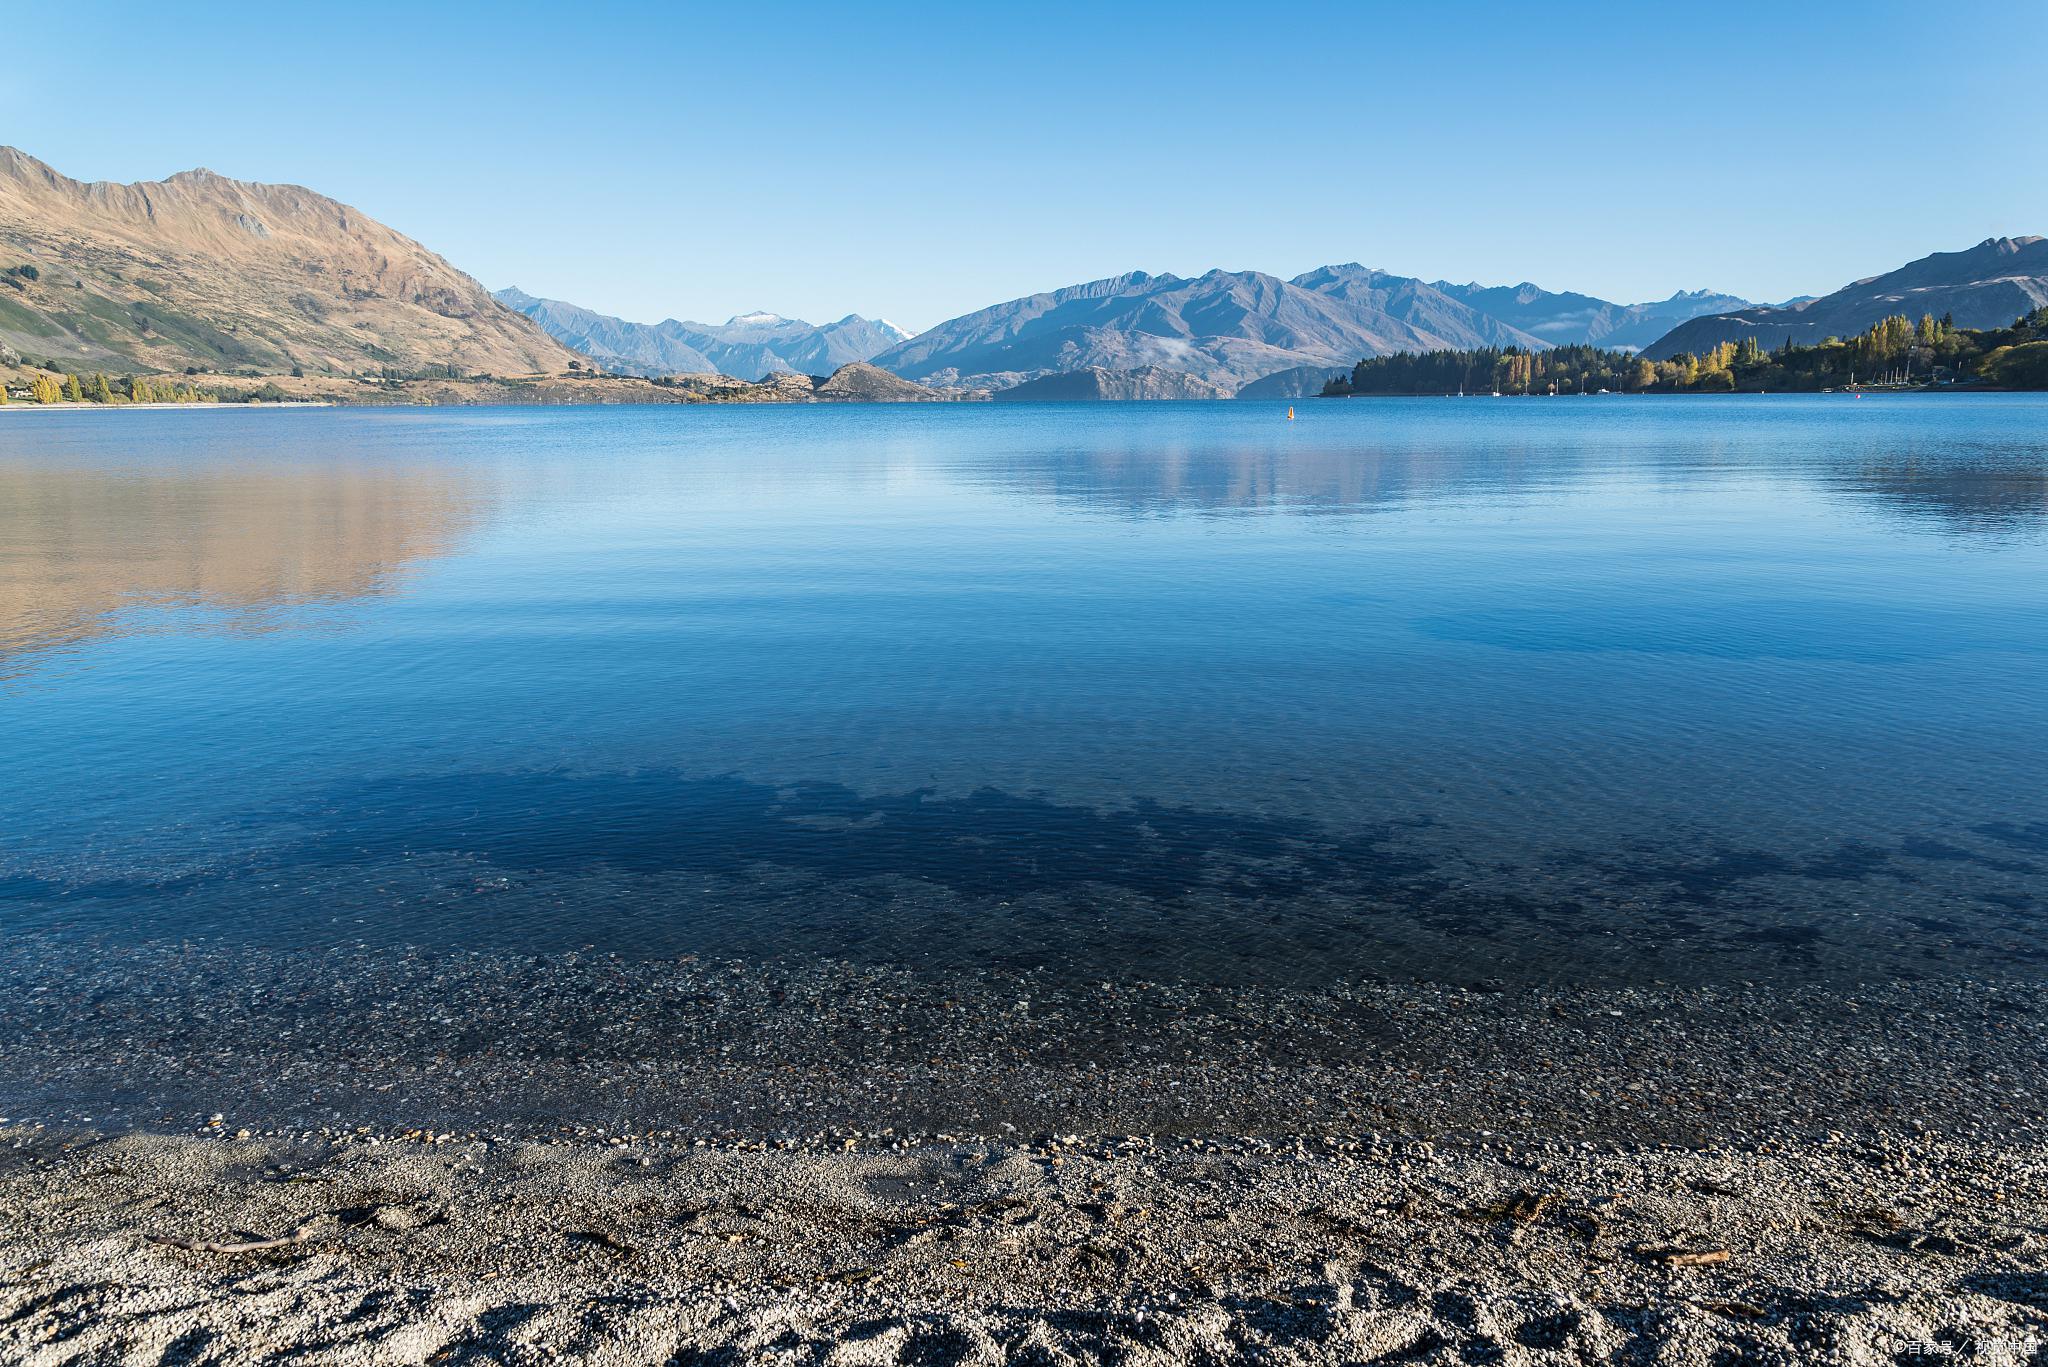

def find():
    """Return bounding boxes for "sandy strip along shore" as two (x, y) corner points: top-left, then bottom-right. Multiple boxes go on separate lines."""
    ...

(3, 1124), (2045, 1365)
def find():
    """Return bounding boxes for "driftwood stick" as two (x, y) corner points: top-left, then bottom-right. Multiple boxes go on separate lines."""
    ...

(147, 1222), (322, 1254)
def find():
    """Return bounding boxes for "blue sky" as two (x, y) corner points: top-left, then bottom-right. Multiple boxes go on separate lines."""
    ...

(7, 1), (2044, 332)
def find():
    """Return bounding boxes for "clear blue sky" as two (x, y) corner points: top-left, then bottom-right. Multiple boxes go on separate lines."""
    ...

(8, 1), (2044, 332)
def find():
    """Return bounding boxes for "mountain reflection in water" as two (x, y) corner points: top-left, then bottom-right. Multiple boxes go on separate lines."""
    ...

(0, 457), (491, 676)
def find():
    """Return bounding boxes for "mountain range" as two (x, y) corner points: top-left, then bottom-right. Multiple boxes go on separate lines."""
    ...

(0, 147), (570, 376)
(1432, 283), (1753, 351)
(493, 288), (909, 379)
(4, 147), (2040, 402)
(1644, 238), (2048, 355)
(504, 267), (1764, 399)
(860, 267), (1774, 396)
(864, 266), (1551, 396)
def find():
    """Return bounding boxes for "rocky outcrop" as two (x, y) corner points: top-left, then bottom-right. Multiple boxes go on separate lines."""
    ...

(811, 361), (956, 402)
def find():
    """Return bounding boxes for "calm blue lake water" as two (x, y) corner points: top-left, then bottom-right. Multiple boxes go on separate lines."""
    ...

(3, 397), (2046, 988)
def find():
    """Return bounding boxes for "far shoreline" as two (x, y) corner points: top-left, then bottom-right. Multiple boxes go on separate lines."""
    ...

(0, 400), (334, 412)
(3, 390), (2040, 413)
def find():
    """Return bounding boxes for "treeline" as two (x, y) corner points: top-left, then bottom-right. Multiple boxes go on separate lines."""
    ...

(4, 370), (216, 405)
(1322, 309), (2048, 396)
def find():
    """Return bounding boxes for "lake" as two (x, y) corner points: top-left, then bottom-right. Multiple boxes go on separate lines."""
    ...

(4, 397), (2047, 998)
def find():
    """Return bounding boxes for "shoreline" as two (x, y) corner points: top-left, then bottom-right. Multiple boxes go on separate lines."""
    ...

(4, 390), (2041, 413)
(10, 933), (2044, 1356)
(4, 1120), (2043, 1363)
(0, 400), (333, 411)
(6, 934), (2047, 1149)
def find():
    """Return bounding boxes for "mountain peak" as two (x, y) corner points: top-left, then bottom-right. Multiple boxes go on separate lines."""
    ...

(727, 311), (786, 325)
(0, 148), (573, 376)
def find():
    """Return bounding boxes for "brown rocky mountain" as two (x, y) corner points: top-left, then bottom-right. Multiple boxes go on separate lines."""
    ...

(0, 148), (574, 377)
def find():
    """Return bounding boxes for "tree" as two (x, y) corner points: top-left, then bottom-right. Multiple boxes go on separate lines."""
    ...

(91, 372), (115, 403)
(63, 373), (83, 402)
(32, 373), (61, 403)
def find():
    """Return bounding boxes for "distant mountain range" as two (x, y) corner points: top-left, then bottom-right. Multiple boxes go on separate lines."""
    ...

(497, 267), (1770, 399)
(1431, 283), (1754, 351)
(861, 267), (1777, 397)
(495, 288), (909, 380)
(865, 267), (1554, 397)
(1644, 238), (2048, 356)
(0, 147), (571, 376)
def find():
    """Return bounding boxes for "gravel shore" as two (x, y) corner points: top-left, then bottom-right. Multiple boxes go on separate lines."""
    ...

(3, 936), (2045, 1362)
(4, 1124), (2046, 1365)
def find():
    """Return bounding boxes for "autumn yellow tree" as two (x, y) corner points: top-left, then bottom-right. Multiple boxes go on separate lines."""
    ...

(32, 373), (62, 403)
(63, 373), (83, 401)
